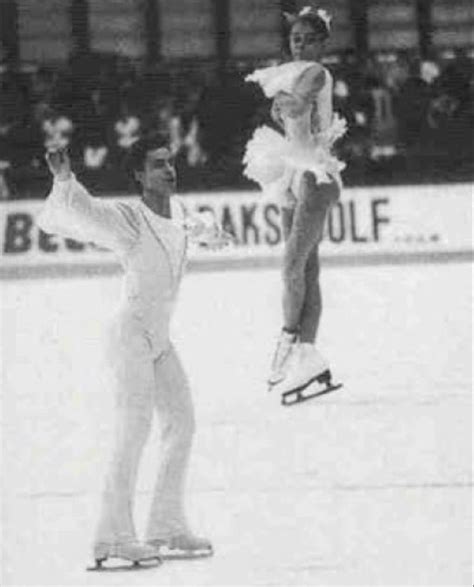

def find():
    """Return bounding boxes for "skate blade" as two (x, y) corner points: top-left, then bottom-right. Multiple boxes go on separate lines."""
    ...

(86, 557), (161, 572)
(267, 376), (284, 392)
(281, 374), (343, 407)
(157, 546), (214, 560)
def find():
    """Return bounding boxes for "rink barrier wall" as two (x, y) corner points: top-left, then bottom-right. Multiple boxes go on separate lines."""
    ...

(1, 183), (473, 278)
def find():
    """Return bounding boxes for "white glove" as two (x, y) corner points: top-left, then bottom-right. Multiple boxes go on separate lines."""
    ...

(45, 145), (72, 182)
(184, 211), (236, 250)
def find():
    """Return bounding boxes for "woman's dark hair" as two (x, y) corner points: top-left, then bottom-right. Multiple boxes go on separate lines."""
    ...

(287, 12), (330, 42)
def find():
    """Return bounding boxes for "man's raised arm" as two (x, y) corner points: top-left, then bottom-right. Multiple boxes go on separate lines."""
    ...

(37, 148), (139, 253)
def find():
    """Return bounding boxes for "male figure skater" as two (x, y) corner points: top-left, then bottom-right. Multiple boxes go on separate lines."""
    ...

(38, 136), (230, 570)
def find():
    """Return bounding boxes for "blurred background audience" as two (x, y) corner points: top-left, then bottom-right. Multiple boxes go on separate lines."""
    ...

(0, 0), (472, 199)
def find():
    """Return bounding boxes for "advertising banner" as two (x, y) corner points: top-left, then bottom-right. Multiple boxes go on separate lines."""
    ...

(1, 184), (472, 277)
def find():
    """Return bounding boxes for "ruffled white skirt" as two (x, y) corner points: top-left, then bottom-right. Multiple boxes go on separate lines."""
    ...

(243, 116), (347, 208)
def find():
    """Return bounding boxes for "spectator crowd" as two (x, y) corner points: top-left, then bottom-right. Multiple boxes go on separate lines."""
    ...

(0, 48), (472, 200)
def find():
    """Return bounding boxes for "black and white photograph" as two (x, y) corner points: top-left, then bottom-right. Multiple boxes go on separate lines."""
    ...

(0, 0), (472, 585)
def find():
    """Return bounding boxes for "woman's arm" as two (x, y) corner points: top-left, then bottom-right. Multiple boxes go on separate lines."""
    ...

(271, 100), (285, 130)
(274, 64), (326, 119)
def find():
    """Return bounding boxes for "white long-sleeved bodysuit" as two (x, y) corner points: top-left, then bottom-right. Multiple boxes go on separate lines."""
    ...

(37, 175), (196, 546)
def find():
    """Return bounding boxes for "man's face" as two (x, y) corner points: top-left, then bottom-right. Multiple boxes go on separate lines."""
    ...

(137, 147), (177, 196)
(289, 21), (325, 62)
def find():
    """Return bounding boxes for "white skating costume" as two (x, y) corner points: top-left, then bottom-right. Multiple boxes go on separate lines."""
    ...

(37, 176), (214, 565)
(245, 60), (345, 404)
(243, 60), (346, 207)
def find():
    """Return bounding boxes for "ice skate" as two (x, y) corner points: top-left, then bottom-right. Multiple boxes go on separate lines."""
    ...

(267, 329), (298, 390)
(276, 344), (342, 406)
(147, 532), (213, 560)
(87, 540), (162, 571)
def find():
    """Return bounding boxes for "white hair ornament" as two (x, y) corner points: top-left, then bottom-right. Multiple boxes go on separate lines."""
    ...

(284, 6), (332, 32)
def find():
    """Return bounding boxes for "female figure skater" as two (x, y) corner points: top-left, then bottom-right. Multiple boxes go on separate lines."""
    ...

(243, 6), (347, 403)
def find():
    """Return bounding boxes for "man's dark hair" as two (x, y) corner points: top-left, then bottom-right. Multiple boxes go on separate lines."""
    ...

(129, 132), (170, 174)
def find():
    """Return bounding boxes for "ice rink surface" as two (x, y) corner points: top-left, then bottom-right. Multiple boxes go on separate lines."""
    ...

(1, 260), (472, 586)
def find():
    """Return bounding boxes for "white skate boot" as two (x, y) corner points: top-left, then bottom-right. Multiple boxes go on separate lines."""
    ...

(276, 343), (342, 406)
(267, 329), (298, 390)
(87, 540), (162, 571)
(147, 532), (213, 559)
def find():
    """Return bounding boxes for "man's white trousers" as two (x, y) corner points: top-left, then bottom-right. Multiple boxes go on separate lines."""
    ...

(94, 337), (195, 546)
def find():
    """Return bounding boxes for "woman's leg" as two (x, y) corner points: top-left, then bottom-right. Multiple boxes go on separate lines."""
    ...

(299, 244), (322, 344)
(281, 206), (295, 241)
(282, 173), (338, 334)
(268, 176), (338, 387)
(279, 205), (296, 334)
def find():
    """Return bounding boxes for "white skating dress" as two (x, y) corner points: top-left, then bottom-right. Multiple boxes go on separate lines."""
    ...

(243, 61), (347, 207)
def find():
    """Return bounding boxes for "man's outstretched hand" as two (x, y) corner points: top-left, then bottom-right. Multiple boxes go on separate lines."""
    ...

(185, 212), (237, 250)
(45, 147), (72, 182)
